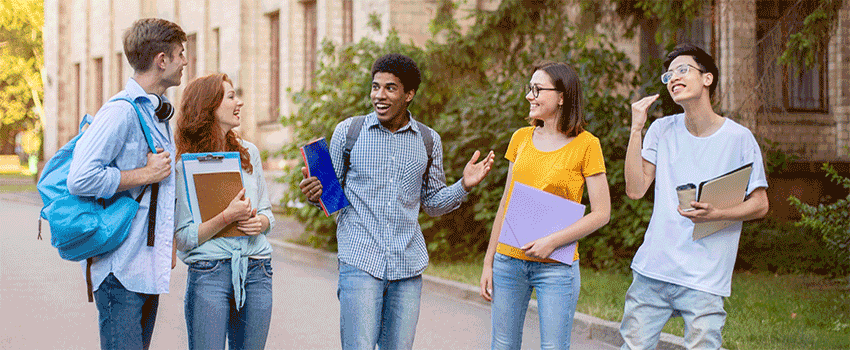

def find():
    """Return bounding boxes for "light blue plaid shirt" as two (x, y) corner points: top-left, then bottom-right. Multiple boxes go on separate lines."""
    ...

(330, 112), (468, 280)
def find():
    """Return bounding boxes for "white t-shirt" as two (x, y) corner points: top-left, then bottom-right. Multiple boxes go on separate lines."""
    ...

(631, 114), (768, 297)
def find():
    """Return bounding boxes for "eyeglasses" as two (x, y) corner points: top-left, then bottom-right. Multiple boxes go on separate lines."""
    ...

(526, 84), (559, 98)
(660, 64), (706, 84)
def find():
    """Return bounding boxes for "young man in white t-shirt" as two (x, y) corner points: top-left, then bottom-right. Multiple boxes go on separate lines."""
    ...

(619, 43), (770, 349)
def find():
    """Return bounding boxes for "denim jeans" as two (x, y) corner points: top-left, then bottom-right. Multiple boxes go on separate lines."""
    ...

(619, 272), (727, 350)
(337, 260), (423, 350)
(491, 253), (581, 350)
(94, 273), (160, 350)
(184, 258), (273, 350)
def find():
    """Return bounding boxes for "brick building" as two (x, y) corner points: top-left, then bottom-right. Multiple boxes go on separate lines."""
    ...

(43, 0), (849, 214)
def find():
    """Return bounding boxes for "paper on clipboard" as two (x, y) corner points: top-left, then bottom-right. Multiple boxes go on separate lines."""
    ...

(498, 182), (586, 265)
(692, 163), (753, 240)
(181, 152), (245, 238)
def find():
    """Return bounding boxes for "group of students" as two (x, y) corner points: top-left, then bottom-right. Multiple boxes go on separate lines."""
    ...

(67, 16), (769, 350)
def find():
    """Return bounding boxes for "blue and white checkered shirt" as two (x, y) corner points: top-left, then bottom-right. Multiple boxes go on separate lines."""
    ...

(330, 112), (468, 280)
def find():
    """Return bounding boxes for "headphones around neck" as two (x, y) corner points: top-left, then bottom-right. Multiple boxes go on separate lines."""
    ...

(149, 94), (174, 122)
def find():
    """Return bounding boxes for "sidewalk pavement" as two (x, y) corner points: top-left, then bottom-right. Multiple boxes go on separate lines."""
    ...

(268, 213), (691, 350)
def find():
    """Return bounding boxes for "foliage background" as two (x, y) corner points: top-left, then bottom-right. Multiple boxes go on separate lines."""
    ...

(0, 0), (43, 156)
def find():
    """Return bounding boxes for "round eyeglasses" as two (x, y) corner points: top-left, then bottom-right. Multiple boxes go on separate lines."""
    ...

(526, 84), (559, 98)
(660, 64), (706, 84)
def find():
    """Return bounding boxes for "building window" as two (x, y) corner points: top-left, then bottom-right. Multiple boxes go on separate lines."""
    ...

(757, 0), (827, 112)
(115, 52), (124, 93)
(268, 11), (280, 122)
(186, 33), (197, 82)
(303, 0), (317, 89)
(342, 0), (353, 44)
(93, 57), (104, 111)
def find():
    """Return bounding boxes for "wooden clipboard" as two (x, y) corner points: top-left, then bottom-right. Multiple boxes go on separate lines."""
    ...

(181, 152), (246, 238)
(692, 163), (753, 240)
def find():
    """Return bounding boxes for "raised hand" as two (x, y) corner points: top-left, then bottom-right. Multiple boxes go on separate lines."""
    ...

(631, 94), (660, 130)
(461, 150), (496, 191)
(299, 167), (323, 202)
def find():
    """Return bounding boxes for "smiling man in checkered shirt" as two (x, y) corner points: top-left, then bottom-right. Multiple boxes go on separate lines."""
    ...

(299, 53), (495, 350)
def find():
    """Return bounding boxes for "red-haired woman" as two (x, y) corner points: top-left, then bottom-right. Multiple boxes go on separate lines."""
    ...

(174, 73), (274, 350)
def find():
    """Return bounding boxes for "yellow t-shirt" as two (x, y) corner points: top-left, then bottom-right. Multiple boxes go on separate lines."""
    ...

(496, 126), (606, 262)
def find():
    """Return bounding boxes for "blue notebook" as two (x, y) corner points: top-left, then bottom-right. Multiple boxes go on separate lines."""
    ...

(300, 138), (350, 216)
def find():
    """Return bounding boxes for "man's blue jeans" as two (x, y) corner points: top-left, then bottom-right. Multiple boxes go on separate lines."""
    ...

(94, 273), (159, 350)
(184, 258), (273, 350)
(491, 253), (581, 350)
(619, 272), (726, 350)
(337, 260), (422, 350)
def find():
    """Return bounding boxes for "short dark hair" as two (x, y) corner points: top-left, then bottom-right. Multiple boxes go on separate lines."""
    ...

(123, 18), (187, 72)
(371, 53), (421, 93)
(663, 43), (719, 98)
(530, 61), (585, 137)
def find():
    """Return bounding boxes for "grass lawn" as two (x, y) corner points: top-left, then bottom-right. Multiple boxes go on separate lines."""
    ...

(426, 260), (850, 350)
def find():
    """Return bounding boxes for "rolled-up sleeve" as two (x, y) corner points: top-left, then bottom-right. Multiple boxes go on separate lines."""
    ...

(67, 103), (131, 199)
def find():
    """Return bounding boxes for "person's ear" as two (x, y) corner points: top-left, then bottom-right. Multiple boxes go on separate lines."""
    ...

(405, 89), (415, 103)
(703, 72), (714, 88)
(154, 52), (168, 70)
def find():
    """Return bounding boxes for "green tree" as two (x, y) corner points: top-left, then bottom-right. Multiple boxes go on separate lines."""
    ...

(0, 0), (44, 156)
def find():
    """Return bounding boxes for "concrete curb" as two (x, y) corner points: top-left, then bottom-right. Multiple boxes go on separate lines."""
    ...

(267, 238), (690, 350)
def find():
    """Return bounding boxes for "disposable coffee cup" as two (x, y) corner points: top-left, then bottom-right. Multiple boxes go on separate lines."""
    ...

(676, 183), (697, 211)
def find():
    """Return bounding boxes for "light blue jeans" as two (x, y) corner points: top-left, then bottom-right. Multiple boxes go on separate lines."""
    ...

(184, 258), (273, 350)
(337, 260), (423, 350)
(619, 272), (727, 350)
(94, 273), (159, 350)
(491, 253), (581, 350)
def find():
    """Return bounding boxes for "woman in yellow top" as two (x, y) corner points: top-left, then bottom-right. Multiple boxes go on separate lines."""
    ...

(479, 61), (611, 349)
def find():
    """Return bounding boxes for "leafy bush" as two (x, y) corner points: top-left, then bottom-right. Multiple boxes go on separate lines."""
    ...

(788, 162), (850, 277)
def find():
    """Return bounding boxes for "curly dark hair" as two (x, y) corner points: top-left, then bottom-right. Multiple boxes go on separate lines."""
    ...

(371, 53), (421, 93)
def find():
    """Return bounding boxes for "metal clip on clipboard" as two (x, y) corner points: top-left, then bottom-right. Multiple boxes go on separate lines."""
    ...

(197, 154), (225, 162)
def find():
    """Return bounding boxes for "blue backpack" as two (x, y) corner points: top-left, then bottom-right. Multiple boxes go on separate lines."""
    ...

(37, 97), (158, 300)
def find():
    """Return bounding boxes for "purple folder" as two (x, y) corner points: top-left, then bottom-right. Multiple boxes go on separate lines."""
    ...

(498, 182), (586, 265)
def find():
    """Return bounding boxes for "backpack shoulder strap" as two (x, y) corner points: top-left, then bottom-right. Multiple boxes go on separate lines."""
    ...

(110, 97), (157, 154)
(341, 115), (367, 189)
(414, 121), (434, 188)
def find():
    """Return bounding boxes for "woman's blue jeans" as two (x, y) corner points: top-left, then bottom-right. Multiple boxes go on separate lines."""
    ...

(184, 258), (273, 350)
(491, 253), (581, 350)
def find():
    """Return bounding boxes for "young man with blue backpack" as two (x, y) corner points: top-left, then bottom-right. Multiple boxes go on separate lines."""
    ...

(66, 18), (186, 350)
(299, 53), (495, 349)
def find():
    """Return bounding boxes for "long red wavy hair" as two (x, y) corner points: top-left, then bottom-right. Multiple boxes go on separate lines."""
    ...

(176, 73), (253, 173)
